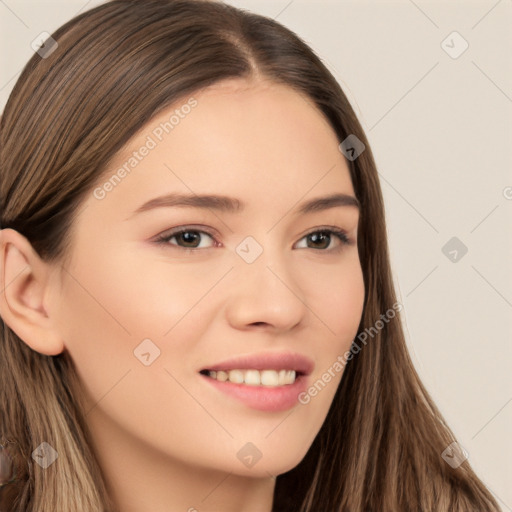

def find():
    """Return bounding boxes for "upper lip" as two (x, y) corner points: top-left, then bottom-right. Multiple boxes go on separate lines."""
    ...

(199, 351), (314, 376)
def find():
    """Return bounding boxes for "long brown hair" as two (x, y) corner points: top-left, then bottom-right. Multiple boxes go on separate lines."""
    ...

(0, 1), (500, 510)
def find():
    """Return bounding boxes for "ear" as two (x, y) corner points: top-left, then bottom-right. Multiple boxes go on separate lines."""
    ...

(0, 228), (64, 356)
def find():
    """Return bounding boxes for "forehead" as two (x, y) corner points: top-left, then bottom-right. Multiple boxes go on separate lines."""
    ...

(79, 77), (354, 226)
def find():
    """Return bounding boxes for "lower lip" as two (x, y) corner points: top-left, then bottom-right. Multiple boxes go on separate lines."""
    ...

(200, 373), (309, 412)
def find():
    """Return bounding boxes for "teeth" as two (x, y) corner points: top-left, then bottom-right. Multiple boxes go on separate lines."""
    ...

(206, 369), (297, 386)
(228, 369), (244, 384)
(216, 370), (228, 382)
(244, 370), (261, 386)
(260, 370), (277, 386)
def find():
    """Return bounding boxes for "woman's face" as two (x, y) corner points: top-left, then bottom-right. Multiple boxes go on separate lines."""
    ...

(49, 78), (365, 478)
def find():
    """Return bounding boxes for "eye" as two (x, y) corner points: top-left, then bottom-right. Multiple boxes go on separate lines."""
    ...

(295, 228), (352, 252)
(154, 226), (217, 251)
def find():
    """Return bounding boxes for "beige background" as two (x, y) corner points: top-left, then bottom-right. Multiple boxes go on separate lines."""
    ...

(1, 0), (511, 508)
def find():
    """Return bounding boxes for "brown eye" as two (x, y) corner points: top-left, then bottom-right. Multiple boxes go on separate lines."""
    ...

(155, 227), (217, 250)
(295, 228), (351, 252)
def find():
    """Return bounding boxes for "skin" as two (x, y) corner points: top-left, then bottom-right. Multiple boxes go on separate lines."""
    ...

(0, 77), (365, 512)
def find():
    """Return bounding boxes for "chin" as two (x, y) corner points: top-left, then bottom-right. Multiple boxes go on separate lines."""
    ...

(227, 451), (308, 479)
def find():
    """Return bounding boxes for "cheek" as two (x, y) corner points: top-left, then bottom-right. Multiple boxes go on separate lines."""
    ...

(300, 252), (365, 346)
(296, 254), (365, 405)
(55, 246), (170, 408)
(55, 243), (227, 416)
(59, 242), (208, 341)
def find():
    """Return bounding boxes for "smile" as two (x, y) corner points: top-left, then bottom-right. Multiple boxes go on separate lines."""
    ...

(200, 369), (298, 386)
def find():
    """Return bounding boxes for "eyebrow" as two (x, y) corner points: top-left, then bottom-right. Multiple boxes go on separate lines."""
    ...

(127, 192), (360, 219)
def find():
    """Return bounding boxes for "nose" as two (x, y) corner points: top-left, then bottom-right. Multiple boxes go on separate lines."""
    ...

(224, 245), (308, 333)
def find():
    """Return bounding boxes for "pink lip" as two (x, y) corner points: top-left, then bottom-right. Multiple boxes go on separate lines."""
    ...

(200, 373), (309, 412)
(198, 351), (314, 412)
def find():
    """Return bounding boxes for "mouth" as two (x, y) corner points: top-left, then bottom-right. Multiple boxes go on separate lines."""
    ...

(198, 352), (313, 412)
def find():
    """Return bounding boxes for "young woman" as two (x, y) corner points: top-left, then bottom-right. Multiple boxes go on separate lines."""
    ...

(0, 0), (501, 510)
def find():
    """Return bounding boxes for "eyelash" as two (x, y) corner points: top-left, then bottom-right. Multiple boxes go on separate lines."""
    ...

(154, 225), (353, 254)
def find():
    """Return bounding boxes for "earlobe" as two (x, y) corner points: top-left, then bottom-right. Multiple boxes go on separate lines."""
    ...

(0, 228), (65, 356)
